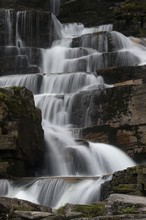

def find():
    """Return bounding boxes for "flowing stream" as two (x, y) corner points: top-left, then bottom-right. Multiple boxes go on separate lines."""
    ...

(0, 3), (143, 208)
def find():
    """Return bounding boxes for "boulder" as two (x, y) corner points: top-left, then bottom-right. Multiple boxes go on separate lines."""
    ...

(0, 87), (44, 177)
(0, 196), (52, 220)
(110, 164), (146, 196)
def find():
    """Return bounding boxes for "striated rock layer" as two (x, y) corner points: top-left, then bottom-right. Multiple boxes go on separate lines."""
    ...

(0, 87), (44, 178)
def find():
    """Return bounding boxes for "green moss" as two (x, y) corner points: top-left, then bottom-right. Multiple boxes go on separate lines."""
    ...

(58, 203), (106, 218)
(114, 1), (146, 14)
(12, 205), (35, 212)
(73, 203), (106, 217)
(57, 206), (65, 215)
(113, 184), (137, 193)
(119, 205), (137, 214)
(0, 87), (38, 122)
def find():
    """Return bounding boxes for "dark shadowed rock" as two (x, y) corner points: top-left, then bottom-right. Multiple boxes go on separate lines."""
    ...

(59, 0), (146, 37)
(96, 65), (146, 85)
(0, 87), (44, 177)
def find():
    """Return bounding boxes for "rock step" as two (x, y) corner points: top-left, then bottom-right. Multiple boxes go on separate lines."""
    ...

(16, 175), (110, 183)
(64, 50), (140, 72)
(0, 9), (52, 48)
(0, 54), (41, 76)
(1, 194), (146, 219)
(0, 47), (42, 64)
(0, 55), (29, 69)
(97, 65), (146, 84)
(108, 164), (146, 198)
(81, 123), (146, 163)
(72, 31), (113, 53)
(70, 83), (146, 128)
(0, 66), (40, 76)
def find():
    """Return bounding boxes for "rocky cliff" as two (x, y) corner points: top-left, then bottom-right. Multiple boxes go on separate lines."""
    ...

(0, 87), (44, 177)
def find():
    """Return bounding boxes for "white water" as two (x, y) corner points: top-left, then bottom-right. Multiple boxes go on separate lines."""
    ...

(50, 0), (60, 15)
(16, 11), (25, 47)
(5, 10), (13, 45)
(0, 177), (111, 208)
(0, 13), (140, 208)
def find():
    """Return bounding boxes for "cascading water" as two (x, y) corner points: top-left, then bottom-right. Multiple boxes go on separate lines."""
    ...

(50, 0), (60, 15)
(5, 9), (13, 46)
(0, 8), (143, 208)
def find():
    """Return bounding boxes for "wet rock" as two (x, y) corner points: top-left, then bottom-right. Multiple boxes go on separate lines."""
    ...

(72, 32), (113, 53)
(0, 196), (52, 220)
(81, 124), (146, 163)
(59, 0), (115, 27)
(57, 203), (106, 219)
(106, 193), (146, 215)
(0, 9), (52, 48)
(59, 0), (146, 37)
(109, 164), (146, 197)
(0, 87), (44, 177)
(96, 65), (146, 85)
(71, 84), (146, 128)
(0, 0), (53, 11)
(14, 211), (53, 219)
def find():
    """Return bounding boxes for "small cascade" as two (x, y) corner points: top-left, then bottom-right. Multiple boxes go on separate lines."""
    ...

(0, 177), (111, 208)
(0, 74), (42, 94)
(50, 0), (60, 15)
(5, 10), (13, 45)
(16, 10), (40, 48)
(16, 11), (25, 48)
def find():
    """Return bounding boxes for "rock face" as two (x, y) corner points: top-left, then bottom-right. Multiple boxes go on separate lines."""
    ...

(0, 4), (56, 76)
(0, 87), (44, 177)
(110, 164), (146, 197)
(0, 9), (52, 48)
(101, 164), (146, 203)
(72, 80), (146, 162)
(0, 0), (53, 11)
(59, 0), (146, 37)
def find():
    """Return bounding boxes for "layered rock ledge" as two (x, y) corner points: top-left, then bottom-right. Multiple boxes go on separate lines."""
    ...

(0, 86), (44, 178)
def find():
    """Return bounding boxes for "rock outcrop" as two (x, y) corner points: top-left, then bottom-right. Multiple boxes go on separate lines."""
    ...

(109, 164), (146, 197)
(71, 80), (146, 162)
(0, 87), (44, 177)
(59, 0), (146, 37)
(2, 192), (146, 219)
(0, 197), (52, 220)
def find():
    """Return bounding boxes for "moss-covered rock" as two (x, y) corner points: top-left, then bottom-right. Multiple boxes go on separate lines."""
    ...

(0, 87), (44, 178)
(58, 203), (106, 218)
(59, 0), (146, 37)
(0, 196), (52, 220)
(108, 164), (146, 197)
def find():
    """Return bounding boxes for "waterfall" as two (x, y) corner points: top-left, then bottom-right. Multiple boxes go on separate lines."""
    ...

(5, 10), (13, 45)
(0, 177), (110, 208)
(0, 11), (140, 208)
(50, 0), (60, 15)
(16, 11), (25, 47)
